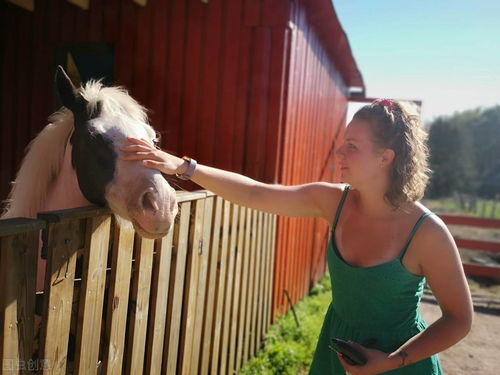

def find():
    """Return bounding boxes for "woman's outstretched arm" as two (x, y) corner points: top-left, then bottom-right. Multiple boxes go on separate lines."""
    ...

(121, 137), (342, 222)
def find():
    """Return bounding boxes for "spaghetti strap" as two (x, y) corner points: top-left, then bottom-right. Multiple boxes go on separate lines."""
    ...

(332, 185), (350, 231)
(399, 211), (433, 258)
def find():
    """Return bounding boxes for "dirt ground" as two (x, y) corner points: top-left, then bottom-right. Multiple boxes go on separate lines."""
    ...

(420, 299), (500, 374)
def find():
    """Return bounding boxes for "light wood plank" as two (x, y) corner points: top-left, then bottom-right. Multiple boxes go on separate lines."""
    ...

(103, 224), (135, 375)
(268, 216), (277, 326)
(200, 197), (223, 375)
(249, 212), (263, 355)
(179, 199), (206, 374)
(175, 190), (208, 203)
(253, 212), (264, 351)
(235, 208), (252, 370)
(144, 229), (174, 375)
(125, 236), (155, 373)
(163, 202), (191, 375)
(1, 231), (38, 375)
(40, 219), (85, 375)
(189, 196), (214, 374)
(263, 214), (273, 333)
(260, 214), (270, 339)
(262, 214), (271, 335)
(255, 213), (265, 346)
(209, 200), (231, 374)
(262, 214), (272, 337)
(243, 210), (258, 361)
(219, 204), (239, 375)
(74, 215), (111, 374)
(228, 206), (246, 374)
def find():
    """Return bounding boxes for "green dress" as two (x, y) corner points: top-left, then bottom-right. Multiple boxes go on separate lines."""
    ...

(309, 186), (443, 374)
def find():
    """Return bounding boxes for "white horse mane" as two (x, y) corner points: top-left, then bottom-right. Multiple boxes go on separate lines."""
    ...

(1, 80), (155, 219)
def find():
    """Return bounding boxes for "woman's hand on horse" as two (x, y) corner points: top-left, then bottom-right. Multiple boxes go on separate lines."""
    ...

(120, 137), (186, 175)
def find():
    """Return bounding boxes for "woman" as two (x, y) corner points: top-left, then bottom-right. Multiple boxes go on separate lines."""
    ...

(121, 99), (472, 374)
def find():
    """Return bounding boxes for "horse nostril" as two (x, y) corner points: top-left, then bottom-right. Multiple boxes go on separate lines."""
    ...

(141, 191), (159, 214)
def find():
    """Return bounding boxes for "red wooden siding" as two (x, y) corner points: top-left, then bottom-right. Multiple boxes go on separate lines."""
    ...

(1, 0), (363, 323)
(272, 0), (349, 317)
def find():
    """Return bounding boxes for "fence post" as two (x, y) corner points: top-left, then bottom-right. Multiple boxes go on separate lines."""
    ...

(103, 223), (135, 375)
(38, 206), (109, 375)
(0, 218), (45, 375)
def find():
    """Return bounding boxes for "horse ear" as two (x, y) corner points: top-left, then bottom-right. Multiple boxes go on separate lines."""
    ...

(55, 65), (78, 110)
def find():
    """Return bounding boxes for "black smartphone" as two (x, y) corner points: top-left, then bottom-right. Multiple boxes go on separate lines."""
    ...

(329, 338), (367, 366)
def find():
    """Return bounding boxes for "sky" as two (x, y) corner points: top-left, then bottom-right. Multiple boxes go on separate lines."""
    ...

(333, 0), (500, 124)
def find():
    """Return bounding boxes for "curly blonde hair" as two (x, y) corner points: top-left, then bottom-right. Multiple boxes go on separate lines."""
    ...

(353, 100), (431, 208)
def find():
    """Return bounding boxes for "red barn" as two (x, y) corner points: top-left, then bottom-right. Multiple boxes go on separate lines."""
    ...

(0, 0), (364, 318)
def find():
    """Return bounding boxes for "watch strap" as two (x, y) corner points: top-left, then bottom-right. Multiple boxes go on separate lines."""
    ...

(176, 156), (197, 180)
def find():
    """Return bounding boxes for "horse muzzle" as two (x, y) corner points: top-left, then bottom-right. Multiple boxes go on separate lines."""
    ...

(130, 187), (178, 239)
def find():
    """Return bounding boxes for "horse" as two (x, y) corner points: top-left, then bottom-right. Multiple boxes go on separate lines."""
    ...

(1, 68), (179, 369)
(2, 66), (178, 297)
(1, 66), (178, 238)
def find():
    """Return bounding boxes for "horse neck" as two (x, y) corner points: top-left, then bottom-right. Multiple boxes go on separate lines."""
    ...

(42, 141), (92, 213)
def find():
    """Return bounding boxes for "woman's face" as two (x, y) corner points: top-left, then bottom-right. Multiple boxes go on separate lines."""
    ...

(335, 118), (389, 186)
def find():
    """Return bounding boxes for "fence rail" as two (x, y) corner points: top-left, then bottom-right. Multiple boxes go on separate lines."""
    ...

(0, 191), (276, 375)
(440, 214), (500, 279)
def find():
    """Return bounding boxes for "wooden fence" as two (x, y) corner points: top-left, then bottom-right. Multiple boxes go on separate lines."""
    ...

(0, 191), (276, 374)
(441, 214), (500, 279)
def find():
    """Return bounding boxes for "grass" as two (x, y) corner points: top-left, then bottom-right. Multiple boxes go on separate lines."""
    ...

(238, 274), (332, 375)
(423, 197), (500, 219)
(475, 200), (500, 219)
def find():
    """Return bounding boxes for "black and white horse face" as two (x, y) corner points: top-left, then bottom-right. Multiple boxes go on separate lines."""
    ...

(55, 66), (177, 238)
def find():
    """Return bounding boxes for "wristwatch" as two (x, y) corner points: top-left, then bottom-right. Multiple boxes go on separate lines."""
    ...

(176, 156), (197, 180)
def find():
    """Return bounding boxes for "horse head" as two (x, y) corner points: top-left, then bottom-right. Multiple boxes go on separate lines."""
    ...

(54, 66), (177, 238)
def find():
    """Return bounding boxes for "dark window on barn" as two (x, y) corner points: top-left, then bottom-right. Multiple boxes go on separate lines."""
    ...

(53, 43), (114, 110)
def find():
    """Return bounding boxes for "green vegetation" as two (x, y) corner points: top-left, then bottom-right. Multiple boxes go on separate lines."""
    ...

(239, 274), (332, 375)
(423, 197), (500, 219)
(426, 105), (500, 199)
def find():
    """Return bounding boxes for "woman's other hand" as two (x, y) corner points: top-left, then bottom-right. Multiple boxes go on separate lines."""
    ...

(337, 341), (396, 375)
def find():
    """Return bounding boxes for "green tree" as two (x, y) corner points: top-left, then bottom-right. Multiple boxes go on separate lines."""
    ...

(472, 106), (500, 197)
(427, 116), (477, 197)
(427, 105), (500, 198)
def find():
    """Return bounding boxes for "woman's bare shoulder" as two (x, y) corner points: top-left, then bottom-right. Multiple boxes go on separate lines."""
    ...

(413, 203), (450, 237)
(305, 182), (346, 223)
(411, 206), (457, 258)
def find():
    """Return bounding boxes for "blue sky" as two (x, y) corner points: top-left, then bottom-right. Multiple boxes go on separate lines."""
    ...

(333, 0), (500, 123)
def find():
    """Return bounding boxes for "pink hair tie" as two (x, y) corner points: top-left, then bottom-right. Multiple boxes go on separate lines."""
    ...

(373, 98), (396, 111)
